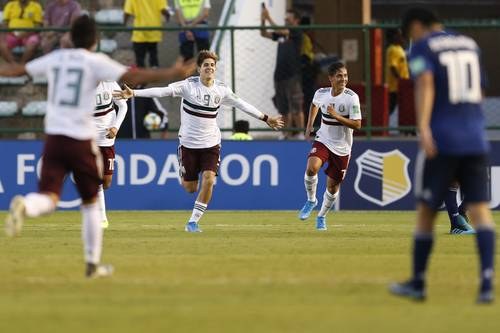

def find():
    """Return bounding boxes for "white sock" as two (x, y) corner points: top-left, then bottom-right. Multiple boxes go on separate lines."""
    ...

(318, 190), (339, 217)
(304, 173), (318, 202)
(189, 201), (207, 223)
(81, 202), (102, 264)
(24, 192), (56, 217)
(97, 185), (107, 222)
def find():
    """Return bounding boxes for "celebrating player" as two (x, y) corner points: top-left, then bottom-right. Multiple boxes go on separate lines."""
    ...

(298, 62), (362, 230)
(113, 50), (284, 232)
(94, 81), (128, 229)
(2, 15), (194, 278)
(390, 8), (496, 303)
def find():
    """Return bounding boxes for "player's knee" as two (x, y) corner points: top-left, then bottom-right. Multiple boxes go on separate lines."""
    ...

(102, 178), (112, 190)
(202, 173), (216, 188)
(306, 168), (318, 177)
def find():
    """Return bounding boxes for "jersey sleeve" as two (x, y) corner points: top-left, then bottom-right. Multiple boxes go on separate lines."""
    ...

(91, 54), (128, 82)
(33, 3), (43, 24)
(112, 82), (128, 130)
(134, 86), (175, 98)
(349, 94), (362, 120)
(25, 53), (52, 77)
(311, 89), (323, 108)
(222, 87), (264, 120)
(408, 40), (434, 78)
(123, 0), (135, 15)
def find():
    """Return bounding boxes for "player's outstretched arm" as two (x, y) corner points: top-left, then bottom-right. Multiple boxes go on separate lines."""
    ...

(0, 63), (27, 77)
(119, 58), (195, 87)
(265, 115), (285, 130)
(305, 104), (319, 138)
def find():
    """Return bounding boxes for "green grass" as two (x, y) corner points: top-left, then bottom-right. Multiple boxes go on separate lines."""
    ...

(0, 211), (500, 333)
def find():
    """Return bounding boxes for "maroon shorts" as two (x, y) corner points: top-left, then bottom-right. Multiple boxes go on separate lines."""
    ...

(308, 141), (350, 183)
(99, 146), (115, 176)
(39, 135), (102, 201)
(177, 145), (221, 182)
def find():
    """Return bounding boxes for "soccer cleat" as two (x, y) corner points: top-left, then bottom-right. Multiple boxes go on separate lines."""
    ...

(101, 220), (109, 229)
(389, 280), (426, 301)
(185, 221), (202, 233)
(5, 195), (26, 237)
(316, 216), (327, 231)
(477, 290), (494, 304)
(299, 199), (317, 220)
(85, 263), (114, 278)
(450, 215), (476, 235)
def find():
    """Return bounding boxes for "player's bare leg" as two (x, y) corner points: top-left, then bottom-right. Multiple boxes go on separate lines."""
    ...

(390, 203), (436, 301)
(467, 202), (496, 303)
(298, 156), (322, 221)
(5, 192), (57, 237)
(316, 176), (340, 231)
(98, 175), (112, 229)
(185, 171), (215, 232)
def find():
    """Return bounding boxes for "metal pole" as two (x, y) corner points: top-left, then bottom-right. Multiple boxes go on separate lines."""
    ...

(363, 27), (372, 139)
(230, 28), (236, 128)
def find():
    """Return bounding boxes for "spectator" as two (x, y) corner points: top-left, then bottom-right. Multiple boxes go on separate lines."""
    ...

(173, 0), (211, 61)
(123, 0), (170, 68)
(260, 7), (304, 140)
(41, 0), (81, 54)
(118, 85), (169, 139)
(0, 0), (43, 64)
(230, 120), (253, 140)
(385, 28), (409, 115)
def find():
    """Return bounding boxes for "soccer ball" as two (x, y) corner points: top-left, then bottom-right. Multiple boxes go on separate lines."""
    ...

(143, 112), (162, 131)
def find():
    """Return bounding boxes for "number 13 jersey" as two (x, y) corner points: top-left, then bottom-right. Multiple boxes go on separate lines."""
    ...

(25, 49), (127, 140)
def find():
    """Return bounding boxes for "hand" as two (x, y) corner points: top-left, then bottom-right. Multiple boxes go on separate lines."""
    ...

(261, 7), (270, 21)
(419, 127), (437, 158)
(185, 30), (195, 41)
(305, 127), (313, 141)
(266, 115), (284, 130)
(326, 104), (338, 119)
(112, 84), (134, 99)
(106, 127), (118, 139)
(172, 57), (196, 78)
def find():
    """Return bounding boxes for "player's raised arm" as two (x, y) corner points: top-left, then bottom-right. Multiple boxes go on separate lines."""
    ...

(305, 103), (319, 138)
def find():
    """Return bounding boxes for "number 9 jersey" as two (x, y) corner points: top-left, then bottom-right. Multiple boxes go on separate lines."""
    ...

(408, 30), (489, 155)
(25, 49), (127, 141)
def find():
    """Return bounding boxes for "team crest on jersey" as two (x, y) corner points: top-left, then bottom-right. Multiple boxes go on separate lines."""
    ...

(354, 150), (411, 206)
(338, 104), (345, 112)
(215, 95), (221, 104)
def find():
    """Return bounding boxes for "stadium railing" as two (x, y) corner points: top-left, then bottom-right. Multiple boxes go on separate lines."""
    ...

(1, 21), (500, 139)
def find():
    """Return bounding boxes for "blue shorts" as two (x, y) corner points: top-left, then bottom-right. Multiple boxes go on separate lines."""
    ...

(415, 152), (490, 210)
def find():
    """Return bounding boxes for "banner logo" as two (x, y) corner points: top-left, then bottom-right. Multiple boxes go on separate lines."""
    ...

(354, 150), (411, 206)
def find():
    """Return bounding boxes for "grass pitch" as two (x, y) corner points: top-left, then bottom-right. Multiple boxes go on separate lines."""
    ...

(0, 210), (499, 333)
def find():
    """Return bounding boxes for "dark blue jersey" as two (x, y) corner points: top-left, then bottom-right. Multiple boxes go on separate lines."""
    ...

(409, 30), (489, 155)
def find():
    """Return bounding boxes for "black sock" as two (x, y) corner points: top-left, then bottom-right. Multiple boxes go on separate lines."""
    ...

(412, 233), (434, 290)
(458, 201), (467, 216)
(476, 227), (495, 293)
(444, 188), (459, 224)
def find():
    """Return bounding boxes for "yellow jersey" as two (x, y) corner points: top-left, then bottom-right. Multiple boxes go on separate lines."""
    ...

(385, 44), (409, 93)
(124, 0), (167, 43)
(3, 0), (43, 29)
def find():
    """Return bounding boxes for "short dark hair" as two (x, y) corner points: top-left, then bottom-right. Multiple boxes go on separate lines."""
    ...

(71, 15), (97, 49)
(197, 50), (219, 67)
(286, 9), (301, 21)
(401, 7), (440, 37)
(234, 120), (250, 133)
(328, 62), (346, 76)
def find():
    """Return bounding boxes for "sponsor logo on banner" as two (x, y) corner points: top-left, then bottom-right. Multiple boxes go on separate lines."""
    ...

(354, 150), (411, 206)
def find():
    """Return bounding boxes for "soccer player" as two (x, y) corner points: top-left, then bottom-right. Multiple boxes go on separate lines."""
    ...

(298, 62), (362, 231)
(2, 15), (194, 278)
(113, 50), (284, 232)
(390, 8), (496, 303)
(94, 81), (128, 229)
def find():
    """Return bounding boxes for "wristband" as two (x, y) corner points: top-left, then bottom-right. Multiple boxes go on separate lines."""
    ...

(262, 114), (269, 122)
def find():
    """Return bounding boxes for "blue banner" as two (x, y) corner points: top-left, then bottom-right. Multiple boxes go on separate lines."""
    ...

(0, 140), (499, 210)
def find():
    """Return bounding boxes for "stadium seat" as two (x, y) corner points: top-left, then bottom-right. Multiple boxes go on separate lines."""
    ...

(22, 101), (47, 116)
(95, 9), (124, 25)
(99, 39), (118, 54)
(0, 75), (29, 85)
(0, 101), (18, 116)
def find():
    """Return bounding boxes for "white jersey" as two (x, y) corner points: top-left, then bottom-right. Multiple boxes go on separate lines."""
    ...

(94, 81), (128, 147)
(134, 76), (264, 149)
(312, 87), (362, 156)
(25, 49), (127, 140)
